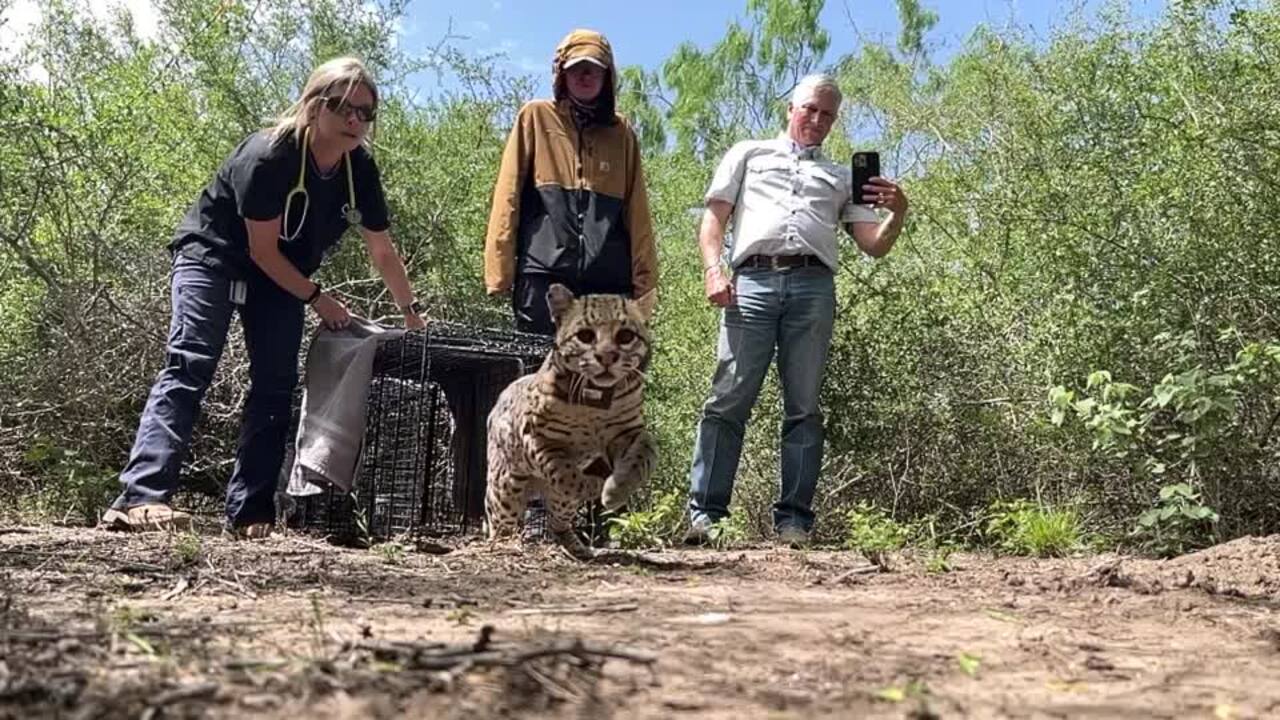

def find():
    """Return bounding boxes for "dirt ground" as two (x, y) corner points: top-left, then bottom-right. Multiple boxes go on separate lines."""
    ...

(2, 526), (1279, 719)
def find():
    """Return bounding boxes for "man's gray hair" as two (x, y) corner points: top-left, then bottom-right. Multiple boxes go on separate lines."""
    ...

(790, 73), (843, 106)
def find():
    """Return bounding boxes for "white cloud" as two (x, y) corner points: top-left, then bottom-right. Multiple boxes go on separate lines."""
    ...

(106, 0), (158, 38)
(2, 0), (159, 81)
(0, 0), (46, 80)
(0, 0), (41, 55)
(88, 0), (160, 39)
(517, 55), (543, 73)
(1, 0), (159, 49)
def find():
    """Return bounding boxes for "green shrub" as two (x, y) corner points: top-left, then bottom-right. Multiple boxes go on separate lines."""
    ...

(608, 489), (685, 549)
(1131, 483), (1218, 558)
(15, 439), (118, 525)
(843, 502), (910, 554)
(984, 499), (1082, 557)
(707, 513), (751, 550)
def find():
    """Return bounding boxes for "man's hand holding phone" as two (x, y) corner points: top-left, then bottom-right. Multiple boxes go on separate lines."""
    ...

(863, 176), (907, 214)
(853, 150), (907, 214)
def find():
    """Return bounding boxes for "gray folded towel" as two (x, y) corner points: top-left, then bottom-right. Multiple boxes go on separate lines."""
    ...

(288, 317), (404, 495)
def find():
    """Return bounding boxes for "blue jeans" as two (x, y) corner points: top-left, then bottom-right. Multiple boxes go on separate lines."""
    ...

(112, 255), (303, 527)
(688, 265), (836, 532)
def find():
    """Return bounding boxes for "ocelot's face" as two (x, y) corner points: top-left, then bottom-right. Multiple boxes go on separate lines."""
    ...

(555, 295), (651, 387)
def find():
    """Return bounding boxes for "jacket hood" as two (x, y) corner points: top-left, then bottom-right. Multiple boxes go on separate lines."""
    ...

(552, 28), (617, 123)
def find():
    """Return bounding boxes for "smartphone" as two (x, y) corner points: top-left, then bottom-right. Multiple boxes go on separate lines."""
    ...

(851, 151), (881, 204)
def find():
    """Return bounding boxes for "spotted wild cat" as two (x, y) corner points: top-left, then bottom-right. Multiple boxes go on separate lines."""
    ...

(485, 284), (655, 558)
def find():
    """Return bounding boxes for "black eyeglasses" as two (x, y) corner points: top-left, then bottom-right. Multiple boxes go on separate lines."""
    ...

(322, 96), (377, 123)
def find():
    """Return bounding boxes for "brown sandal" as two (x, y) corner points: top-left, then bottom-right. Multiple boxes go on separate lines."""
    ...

(100, 504), (193, 533)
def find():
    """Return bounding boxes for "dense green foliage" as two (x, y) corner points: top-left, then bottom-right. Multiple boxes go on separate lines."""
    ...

(2, 0), (1277, 552)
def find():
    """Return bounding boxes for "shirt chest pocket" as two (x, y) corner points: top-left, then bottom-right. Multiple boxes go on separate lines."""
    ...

(745, 156), (791, 175)
(807, 165), (843, 193)
(583, 139), (623, 181)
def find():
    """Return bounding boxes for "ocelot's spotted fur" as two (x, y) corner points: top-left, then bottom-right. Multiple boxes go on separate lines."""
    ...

(485, 284), (656, 558)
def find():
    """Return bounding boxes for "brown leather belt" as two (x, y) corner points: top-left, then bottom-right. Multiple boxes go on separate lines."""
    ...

(738, 254), (824, 270)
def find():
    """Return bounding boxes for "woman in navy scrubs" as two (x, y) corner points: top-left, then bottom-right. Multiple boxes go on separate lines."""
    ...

(102, 57), (425, 538)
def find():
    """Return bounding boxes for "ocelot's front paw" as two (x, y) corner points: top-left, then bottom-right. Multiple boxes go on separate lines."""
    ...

(552, 529), (596, 561)
(600, 471), (646, 512)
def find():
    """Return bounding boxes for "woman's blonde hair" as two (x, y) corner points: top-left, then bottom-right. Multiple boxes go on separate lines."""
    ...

(269, 57), (379, 144)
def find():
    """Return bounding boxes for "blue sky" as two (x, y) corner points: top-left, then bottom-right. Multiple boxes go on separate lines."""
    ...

(402, 0), (1167, 95)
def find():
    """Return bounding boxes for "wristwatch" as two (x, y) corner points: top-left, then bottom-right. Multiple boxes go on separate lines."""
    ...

(401, 299), (424, 315)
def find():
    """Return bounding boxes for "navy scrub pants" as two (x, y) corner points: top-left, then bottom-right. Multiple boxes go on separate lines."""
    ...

(111, 254), (304, 528)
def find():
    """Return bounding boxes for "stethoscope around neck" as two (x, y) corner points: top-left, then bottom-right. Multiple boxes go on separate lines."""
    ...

(280, 126), (361, 242)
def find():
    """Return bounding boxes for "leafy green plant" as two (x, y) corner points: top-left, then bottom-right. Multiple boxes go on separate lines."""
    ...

(18, 438), (118, 525)
(308, 593), (328, 659)
(446, 608), (474, 626)
(171, 532), (203, 567)
(843, 502), (910, 566)
(924, 547), (955, 574)
(1132, 482), (1218, 558)
(1050, 356), (1240, 478)
(373, 541), (406, 565)
(984, 499), (1082, 557)
(106, 604), (164, 659)
(349, 489), (372, 548)
(875, 678), (929, 703)
(1050, 336), (1280, 542)
(607, 490), (683, 549)
(956, 652), (981, 678)
(707, 514), (750, 550)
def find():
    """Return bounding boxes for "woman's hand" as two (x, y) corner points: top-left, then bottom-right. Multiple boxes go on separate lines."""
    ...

(404, 311), (426, 330)
(310, 293), (351, 330)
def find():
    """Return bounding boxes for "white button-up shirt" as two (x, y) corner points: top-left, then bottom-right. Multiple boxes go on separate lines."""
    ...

(705, 133), (879, 271)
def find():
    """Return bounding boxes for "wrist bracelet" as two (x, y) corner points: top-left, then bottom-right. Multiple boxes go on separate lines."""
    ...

(305, 282), (322, 305)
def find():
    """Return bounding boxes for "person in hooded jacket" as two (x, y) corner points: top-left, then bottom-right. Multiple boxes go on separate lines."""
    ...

(484, 29), (658, 335)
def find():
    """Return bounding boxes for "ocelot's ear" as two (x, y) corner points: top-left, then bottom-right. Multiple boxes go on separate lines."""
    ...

(546, 283), (576, 323)
(632, 289), (657, 324)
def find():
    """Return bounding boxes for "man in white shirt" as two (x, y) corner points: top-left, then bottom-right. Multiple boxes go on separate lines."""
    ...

(686, 73), (909, 547)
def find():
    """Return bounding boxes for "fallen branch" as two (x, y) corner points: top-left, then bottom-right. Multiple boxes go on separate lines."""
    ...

(138, 682), (220, 720)
(581, 548), (741, 571)
(223, 658), (289, 671)
(0, 549), (170, 575)
(828, 565), (882, 585)
(353, 625), (656, 673)
(159, 577), (190, 601)
(149, 681), (219, 707)
(1, 620), (273, 644)
(207, 575), (259, 600)
(2, 628), (200, 643)
(507, 603), (639, 616)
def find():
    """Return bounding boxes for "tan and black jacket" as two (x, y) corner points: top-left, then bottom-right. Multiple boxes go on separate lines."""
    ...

(484, 30), (657, 301)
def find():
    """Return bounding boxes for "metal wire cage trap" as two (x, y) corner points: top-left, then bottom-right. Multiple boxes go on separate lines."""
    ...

(288, 322), (551, 544)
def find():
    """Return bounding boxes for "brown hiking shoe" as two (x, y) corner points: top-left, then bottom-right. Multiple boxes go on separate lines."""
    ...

(101, 504), (193, 533)
(223, 523), (274, 540)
